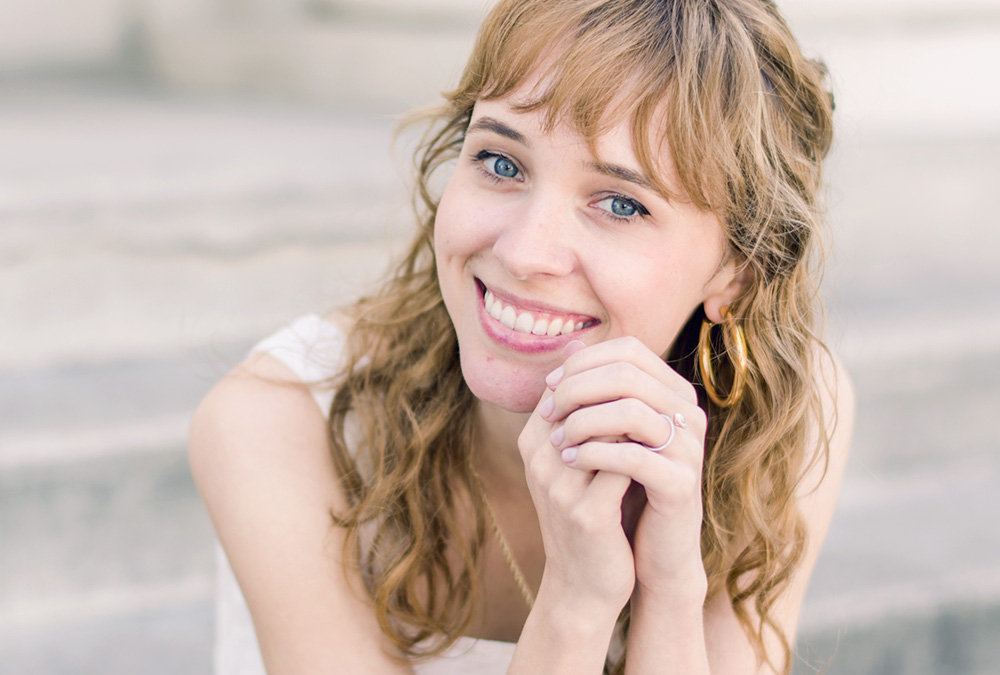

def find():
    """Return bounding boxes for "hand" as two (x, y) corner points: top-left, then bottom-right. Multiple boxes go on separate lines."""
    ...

(518, 342), (636, 616)
(542, 337), (709, 600)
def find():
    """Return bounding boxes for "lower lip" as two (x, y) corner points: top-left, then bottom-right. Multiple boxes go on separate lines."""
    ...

(476, 284), (594, 354)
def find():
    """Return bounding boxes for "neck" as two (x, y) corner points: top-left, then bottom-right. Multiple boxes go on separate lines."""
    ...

(472, 400), (532, 493)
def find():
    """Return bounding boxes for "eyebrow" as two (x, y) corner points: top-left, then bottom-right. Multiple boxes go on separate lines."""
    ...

(466, 116), (529, 146)
(589, 161), (657, 193)
(467, 115), (662, 196)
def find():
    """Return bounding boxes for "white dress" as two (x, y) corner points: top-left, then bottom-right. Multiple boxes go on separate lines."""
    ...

(213, 314), (517, 675)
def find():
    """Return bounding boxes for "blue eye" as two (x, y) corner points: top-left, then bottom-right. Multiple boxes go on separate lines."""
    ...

(610, 197), (637, 217)
(488, 155), (519, 178)
(595, 195), (648, 220)
(474, 150), (521, 180)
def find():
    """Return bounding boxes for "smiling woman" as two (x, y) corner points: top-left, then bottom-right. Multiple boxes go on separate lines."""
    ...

(189, 1), (853, 674)
(435, 95), (739, 412)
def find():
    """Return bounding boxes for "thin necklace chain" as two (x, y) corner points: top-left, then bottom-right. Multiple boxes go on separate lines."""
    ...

(468, 456), (536, 610)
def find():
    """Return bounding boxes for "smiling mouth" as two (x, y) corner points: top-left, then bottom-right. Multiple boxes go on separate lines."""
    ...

(481, 284), (598, 337)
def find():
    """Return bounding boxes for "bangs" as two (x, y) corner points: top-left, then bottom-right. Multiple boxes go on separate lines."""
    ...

(438, 0), (834, 272)
(450, 0), (692, 204)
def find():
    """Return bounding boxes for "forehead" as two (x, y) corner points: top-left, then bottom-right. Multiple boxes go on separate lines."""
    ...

(470, 94), (629, 159)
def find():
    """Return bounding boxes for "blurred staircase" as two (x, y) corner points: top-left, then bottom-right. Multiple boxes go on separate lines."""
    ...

(1, 1), (999, 673)
(0, 80), (411, 674)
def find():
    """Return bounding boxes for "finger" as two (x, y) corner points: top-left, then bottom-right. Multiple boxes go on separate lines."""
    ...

(584, 470), (634, 519)
(566, 471), (632, 529)
(563, 440), (702, 508)
(546, 363), (706, 435)
(551, 397), (677, 451)
(521, 391), (596, 497)
(547, 336), (698, 406)
(540, 461), (597, 513)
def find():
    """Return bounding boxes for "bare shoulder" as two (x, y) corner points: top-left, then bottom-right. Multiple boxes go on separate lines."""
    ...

(800, 344), (855, 502)
(702, 345), (855, 671)
(772, 343), (855, 631)
(189, 349), (343, 509)
(189, 351), (411, 674)
(189, 310), (356, 513)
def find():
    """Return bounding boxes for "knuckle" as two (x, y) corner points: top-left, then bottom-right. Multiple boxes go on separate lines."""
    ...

(610, 360), (640, 388)
(525, 452), (550, 484)
(666, 465), (701, 503)
(680, 381), (699, 405)
(550, 480), (577, 511)
(562, 408), (581, 433)
(568, 502), (598, 533)
(553, 378), (577, 409)
(561, 412), (586, 444)
(681, 445), (706, 470)
(622, 335), (646, 355)
(618, 445), (646, 474)
(622, 398), (648, 428)
(517, 436), (532, 461)
(687, 406), (708, 431)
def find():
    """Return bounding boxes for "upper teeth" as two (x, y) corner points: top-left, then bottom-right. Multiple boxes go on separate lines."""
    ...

(484, 289), (588, 336)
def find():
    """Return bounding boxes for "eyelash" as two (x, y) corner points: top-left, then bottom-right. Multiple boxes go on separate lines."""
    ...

(472, 150), (522, 184)
(470, 149), (650, 223)
(597, 195), (650, 222)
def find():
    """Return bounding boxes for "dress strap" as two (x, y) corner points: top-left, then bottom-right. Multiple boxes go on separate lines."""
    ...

(249, 314), (345, 417)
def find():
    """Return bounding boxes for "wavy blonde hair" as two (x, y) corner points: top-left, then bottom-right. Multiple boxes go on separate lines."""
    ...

(328, 1), (834, 673)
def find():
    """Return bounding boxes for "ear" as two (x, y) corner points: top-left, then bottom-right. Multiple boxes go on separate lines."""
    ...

(703, 257), (750, 323)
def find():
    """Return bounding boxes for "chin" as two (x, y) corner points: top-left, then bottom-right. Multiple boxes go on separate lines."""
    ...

(458, 350), (548, 414)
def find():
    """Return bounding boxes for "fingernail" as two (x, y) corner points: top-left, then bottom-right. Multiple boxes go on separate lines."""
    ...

(545, 366), (564, 388)
(550, 426), (565, 447)
(561, 446), (578, 463)
(564, 340), (586, 356)
(540, 395), (554, 418)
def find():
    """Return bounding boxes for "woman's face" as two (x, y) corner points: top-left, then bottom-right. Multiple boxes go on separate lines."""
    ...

(434, 88), (744, 413)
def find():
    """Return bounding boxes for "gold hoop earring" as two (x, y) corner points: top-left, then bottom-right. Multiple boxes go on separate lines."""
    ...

(698, 306), (748, 408)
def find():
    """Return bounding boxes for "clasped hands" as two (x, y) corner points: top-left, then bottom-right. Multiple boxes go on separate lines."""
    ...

(519, 336), (709, 614)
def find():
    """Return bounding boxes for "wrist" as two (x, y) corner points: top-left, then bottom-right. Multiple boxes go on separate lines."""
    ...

(508, 581), (621, 675)
(631, 582), (706, 627)
(534, 571), (626, 637)
(634, 560), (708, 609)
(626, 580), (710, 675)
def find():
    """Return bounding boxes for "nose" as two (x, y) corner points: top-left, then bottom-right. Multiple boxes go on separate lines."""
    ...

(492, 192), (577, 281)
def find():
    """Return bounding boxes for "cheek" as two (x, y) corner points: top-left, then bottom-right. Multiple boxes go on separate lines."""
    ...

(434, 186), (481, 259)
(597, 249), (704, 348)
(433, 192), (456, 254)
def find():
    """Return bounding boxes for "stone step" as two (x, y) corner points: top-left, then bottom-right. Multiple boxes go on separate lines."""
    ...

(0, 448), (215, 673)
(5, 0), (998, 77)
(3, 5), (998, 674)
(6, 589), (997, 675)
(4, 595), (998, 675)
(0, 234), (403, 371)
(3, 308), (997, 466)
(0, 80), (410, 253)
(0, 79), (413, 371)
(2, 446), (996, 675)
(4, 81), (999, 374)
(0, 448), (214, 623)
(0, 349), (226, 456)
(0, 596), (213, 675)
(2, 286), (997, 672)
(4, 332), (995, 672)
(797, 599), (1000, 675)
(141, 8), (1000, 133)
(144, 15), (480, 116)
(3, 340), (997, 604)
